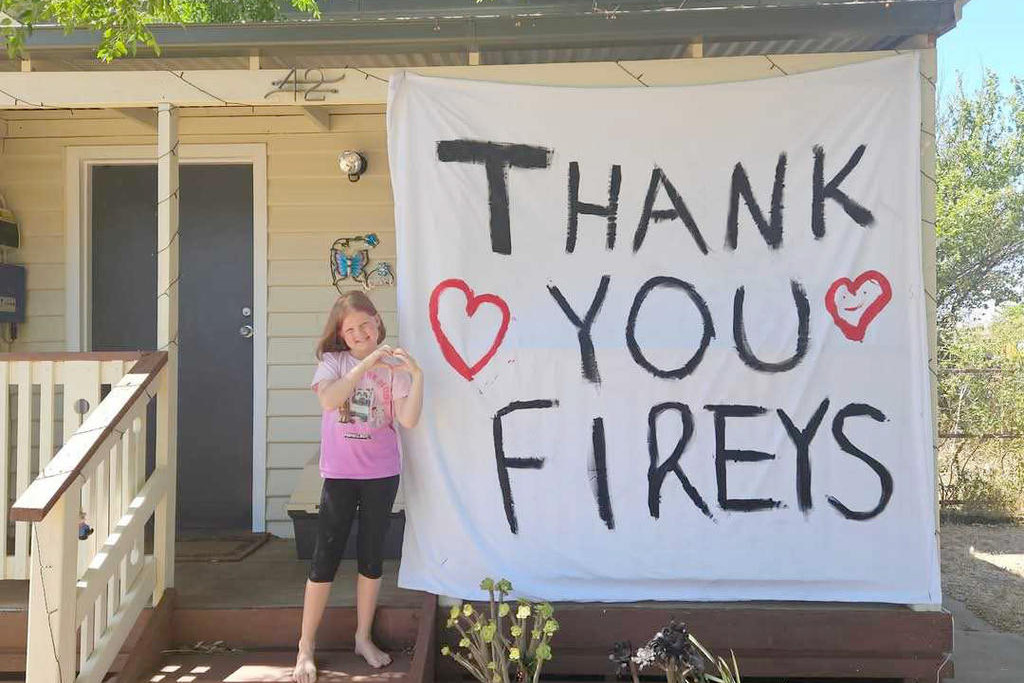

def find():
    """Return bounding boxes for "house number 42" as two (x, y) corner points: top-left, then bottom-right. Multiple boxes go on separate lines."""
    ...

(265, 69), (345, 101)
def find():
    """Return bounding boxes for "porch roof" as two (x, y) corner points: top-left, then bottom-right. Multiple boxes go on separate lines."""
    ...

(3, 0), (962, 72)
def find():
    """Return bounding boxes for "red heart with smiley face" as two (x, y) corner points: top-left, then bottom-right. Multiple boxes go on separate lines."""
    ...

(825, 270), (892, 342)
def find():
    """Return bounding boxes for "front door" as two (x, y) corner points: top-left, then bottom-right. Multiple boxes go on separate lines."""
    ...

(91, 163), (255, 531)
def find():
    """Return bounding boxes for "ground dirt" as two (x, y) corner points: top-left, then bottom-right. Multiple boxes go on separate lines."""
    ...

(941, 522), (1024, 635)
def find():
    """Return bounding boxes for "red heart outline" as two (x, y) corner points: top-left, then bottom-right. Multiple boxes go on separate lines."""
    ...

(429, 279), (511, 381)
(825, 270), (893, 342)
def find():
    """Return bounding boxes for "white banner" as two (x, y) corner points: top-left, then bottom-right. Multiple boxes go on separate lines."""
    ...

(388, 54), (940, 603)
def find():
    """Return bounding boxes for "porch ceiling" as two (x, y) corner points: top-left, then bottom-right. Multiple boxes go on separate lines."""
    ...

(2, 0), (958, 73)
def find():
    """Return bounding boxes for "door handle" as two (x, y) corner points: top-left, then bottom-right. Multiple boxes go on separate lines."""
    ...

(239, 324), (255, 339)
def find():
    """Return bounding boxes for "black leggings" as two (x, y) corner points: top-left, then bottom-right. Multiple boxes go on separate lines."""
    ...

(309, 476), (400, 582)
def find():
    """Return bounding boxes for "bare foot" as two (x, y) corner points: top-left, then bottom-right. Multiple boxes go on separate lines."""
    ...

(293, 643), (317, 683)
(355, 635), (392, 668)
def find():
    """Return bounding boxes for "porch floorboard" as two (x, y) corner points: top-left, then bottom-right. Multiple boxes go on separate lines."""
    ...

(0, 537), (420, 612)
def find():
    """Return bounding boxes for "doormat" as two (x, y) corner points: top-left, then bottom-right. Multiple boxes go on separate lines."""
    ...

(176, 533), (271, 563)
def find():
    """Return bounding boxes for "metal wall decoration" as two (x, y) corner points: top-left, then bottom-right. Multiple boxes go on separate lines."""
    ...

(364, 262), (395, 288)
(330, 233), (394, 291)
(265, 68), (345, 101)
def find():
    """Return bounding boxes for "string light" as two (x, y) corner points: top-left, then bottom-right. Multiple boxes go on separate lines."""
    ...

(0, 86), (47, 108)
(32, 534), (69, 680)
(0, 87), (78, 113)
(764, 55), (788, 75)
(156, 140), (180, 161)
(615, 61), (648, 87)
(153, 127), (181, 355)
(344, 65), (388, 84)
(166, 71), (244, 106)
(155, 188), (179, 207)
(0, 65), (390, 115)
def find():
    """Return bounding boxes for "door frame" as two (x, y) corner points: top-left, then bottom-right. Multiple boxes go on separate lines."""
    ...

(65, 143), (269, 533)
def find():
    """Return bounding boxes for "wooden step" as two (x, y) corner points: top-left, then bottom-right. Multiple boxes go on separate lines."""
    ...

(140, 595), (438, 683)
(135, 649), (412, 683)
(0, 590), (438, 682)
(437, 601), (954, 681)
(174, 605), (423, 651)
(0, 612), (26, 665)
(0, 587), (172, 680)
(0, 578), (29, 664)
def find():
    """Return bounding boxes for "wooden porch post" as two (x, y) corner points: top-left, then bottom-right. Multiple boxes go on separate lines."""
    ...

(154, 102), (179, 603)
(25, 486), (79, 682)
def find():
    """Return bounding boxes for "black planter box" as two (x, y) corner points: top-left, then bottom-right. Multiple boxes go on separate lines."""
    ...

(288, 509), (406, 561)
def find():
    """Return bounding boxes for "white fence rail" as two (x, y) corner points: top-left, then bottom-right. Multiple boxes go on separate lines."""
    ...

(1, 353), (142, 580)
(10, 352), (172, 683)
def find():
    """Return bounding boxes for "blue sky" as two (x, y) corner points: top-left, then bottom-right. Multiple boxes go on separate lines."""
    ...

(937, 0), (1022, 99)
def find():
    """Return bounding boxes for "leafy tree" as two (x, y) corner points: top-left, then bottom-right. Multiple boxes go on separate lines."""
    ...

(935, 71), (1024, 336)
(935, 72), (1023, 517)
(1, 0), (320, 62)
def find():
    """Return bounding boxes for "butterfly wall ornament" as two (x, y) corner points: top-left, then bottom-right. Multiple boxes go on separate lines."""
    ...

(329, 233), (395, 291)
(332, 248), (368, 281)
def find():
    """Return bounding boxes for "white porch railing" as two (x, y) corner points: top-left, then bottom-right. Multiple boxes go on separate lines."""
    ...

(10, 351), (173, 683)
(1, 353), (143, 579)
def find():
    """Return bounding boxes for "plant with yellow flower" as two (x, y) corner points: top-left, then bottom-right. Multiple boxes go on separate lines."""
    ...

(440, 577), (559, 683)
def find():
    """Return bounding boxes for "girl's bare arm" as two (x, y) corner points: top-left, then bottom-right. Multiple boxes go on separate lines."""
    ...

(316, 346), (392, 410)
(392, 348), (424, 429)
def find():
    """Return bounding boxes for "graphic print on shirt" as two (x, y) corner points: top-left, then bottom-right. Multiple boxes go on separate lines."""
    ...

(338, 370), (394, 430)
(350, 387), (374, 422)
(314, 353), (409, 480)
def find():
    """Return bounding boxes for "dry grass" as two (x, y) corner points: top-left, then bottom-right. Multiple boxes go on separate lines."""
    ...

(941, 523), (1024, 635)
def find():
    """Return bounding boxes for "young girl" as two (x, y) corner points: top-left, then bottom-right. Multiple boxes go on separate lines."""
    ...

(293, 292), (424, 683)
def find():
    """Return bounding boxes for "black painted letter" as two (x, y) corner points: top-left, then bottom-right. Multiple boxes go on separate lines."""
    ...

(548, 275), (610, 384)
(492, 399), (558, 533)
(777, 399), (830, 513)
(828, 403), (893, 521)
(437, 140), (552, 255)
(648, 403), (712, 519)
(705, 404), (782, 512)
(567, 162), (621, 252)
(633, 167), (709, 255)
(812, 144), (875, 239)
(626, 276), (715, 380)
(733, 280), (810, 373)
(590, 418), (615, 529)
(726, 153), (787, 250)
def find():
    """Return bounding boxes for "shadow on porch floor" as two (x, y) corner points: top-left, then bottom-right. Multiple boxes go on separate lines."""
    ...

(175, 537), (420, 609)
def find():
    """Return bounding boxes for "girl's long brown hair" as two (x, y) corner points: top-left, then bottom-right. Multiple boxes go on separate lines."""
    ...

(315, 291), (387, 359)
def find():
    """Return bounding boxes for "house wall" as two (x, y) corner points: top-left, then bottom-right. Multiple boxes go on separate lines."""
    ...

(0, 49), (938, 536)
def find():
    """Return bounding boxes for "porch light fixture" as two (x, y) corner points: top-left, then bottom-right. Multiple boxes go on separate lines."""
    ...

(338, 150), (368, 182)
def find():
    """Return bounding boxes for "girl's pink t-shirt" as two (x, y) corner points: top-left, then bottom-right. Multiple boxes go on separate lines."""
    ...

(311, 351), (412, 480)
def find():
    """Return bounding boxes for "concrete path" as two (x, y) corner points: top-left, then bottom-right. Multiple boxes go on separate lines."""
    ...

(944, 598), (1024, 682)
